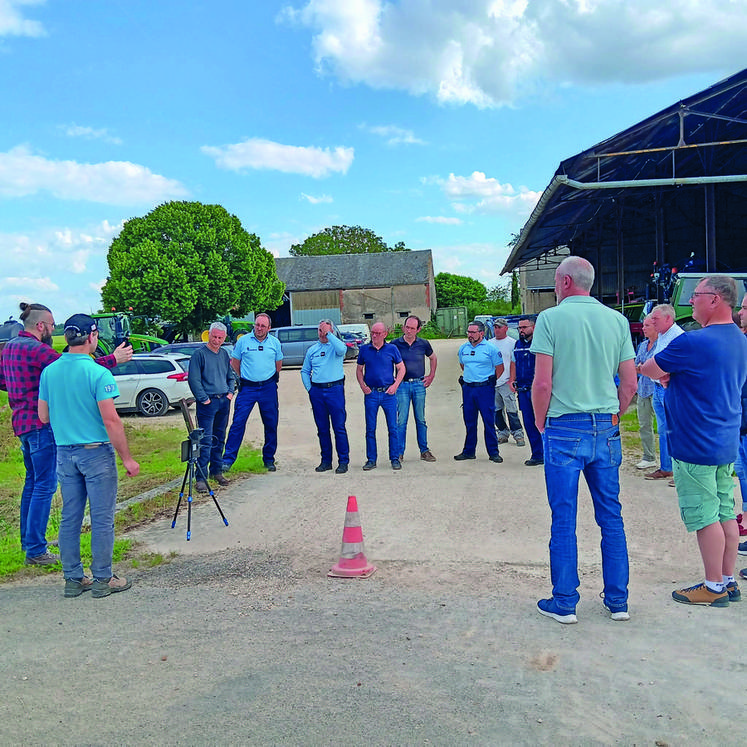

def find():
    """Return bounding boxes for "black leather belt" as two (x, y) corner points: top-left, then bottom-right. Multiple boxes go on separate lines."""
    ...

(462, 379), (493, 387)
(369, 386), (392, 392)
(240, 376), (275, 387)
(311, 378), (344, 388)
(403, 376), (423, 382)
(208, 393), (230, 399)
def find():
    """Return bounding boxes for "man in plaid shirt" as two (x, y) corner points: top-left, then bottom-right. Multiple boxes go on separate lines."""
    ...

(0, 302), (131, 566)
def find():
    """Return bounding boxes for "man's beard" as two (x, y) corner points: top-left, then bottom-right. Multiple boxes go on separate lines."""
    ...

(41, 332), (53, 346)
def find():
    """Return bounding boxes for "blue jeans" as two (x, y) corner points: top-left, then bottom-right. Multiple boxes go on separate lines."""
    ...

(542, 414), (628, 611)
(734, 434), (747, 513)
(18, 424), (57, 559)
(195, 396), (231, 479)
(224, 381), (279, 465)
(517, 390), (543, 460)
(460, 383), (499, 457)
(396, 380), (428, 455)
(57, 443), (118, 581)
(364, 390), (399, 462)
(652, 385), (671, 471)
(309, 384), (349, 464)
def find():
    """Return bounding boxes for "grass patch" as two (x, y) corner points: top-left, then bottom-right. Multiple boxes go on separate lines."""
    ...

(0, 391), (261, 581)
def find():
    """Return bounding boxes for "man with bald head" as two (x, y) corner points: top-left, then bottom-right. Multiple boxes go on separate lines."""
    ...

(356, 321), (405, 470)
(531, 256), (637, 624)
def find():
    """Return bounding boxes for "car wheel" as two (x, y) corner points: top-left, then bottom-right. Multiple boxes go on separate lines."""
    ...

(136, 388), (169, 417)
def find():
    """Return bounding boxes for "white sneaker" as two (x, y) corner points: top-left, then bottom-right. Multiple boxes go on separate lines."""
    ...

(635, 459), (657, 470)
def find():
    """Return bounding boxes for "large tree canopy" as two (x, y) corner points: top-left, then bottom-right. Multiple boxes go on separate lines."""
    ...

(101, 201), (284, 334)
(289, 225), (409, 256)
(434, 272), (488, 308)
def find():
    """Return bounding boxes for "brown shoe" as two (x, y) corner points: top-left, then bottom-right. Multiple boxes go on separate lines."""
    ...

(26, 551), (61, 566)
(672, 582), (729, 607)
(644, 469), (673, 480)
(91, 574), (132, 598)
(195, 480), (209, 493)
(212, 473), (230, 486)
(420, 450), (437, 462)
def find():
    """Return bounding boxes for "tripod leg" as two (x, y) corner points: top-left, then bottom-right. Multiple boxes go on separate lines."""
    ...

(171, 464), (190, 528)
(211, 493), (230, 527)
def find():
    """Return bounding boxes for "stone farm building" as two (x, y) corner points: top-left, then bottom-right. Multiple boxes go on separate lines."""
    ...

(272, 250), (436, 329)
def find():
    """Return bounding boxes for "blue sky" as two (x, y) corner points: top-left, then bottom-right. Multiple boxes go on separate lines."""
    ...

(1, 0), (745, 322)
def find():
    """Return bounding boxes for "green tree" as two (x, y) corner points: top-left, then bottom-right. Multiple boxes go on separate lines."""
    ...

(511, 271), (521, 309)
(289, 225), (409, 255)
(101, 201), (284, 335)
(434, 272), (488, 308)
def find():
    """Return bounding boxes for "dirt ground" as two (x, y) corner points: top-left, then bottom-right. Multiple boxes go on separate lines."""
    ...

(1, 338), (744, 746)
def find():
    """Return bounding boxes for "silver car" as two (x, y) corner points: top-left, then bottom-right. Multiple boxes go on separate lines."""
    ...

(111, 353), (191, 416)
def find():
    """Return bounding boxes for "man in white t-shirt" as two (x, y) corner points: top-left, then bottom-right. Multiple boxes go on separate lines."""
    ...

(489, 318), (525, 447)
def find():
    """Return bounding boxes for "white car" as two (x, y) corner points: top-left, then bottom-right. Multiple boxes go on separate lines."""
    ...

(111, 353), (191, 416)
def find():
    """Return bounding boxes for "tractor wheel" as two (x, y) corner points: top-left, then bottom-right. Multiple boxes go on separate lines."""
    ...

(136, 388), (169, 417)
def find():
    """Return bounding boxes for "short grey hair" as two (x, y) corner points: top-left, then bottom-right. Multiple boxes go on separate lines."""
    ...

(209, 321), (227, 333)
(701, 275), (738, 307)
(651, 304), (675, 322)
(557, 256), (595, 292)
(318, 318), (334, 327)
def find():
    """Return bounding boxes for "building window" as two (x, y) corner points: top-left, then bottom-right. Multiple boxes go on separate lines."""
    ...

(363, 313), (374, 320)
(398, 311), (410, 318)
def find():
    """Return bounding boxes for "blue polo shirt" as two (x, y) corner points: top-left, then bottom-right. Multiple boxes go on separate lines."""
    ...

(357, 342), (402, 388)
(655, 323), (747, 465)
(458, 339), (502, 383)
(391, 336), (433, 379)
(39, 354), (119, 445)
(232, 332), (283, 381)
(301, 333), (347, 390)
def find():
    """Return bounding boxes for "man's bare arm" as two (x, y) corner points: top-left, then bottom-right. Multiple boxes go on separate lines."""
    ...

(616, 358), (637, 415)
(98, 399), (140, 476)
(531, 353), (554, 433)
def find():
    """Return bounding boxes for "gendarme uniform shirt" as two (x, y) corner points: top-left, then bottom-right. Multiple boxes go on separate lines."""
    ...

(232, 332), (283, 381)
(301, 333), (347, 390)
(458, 339), (502, 382)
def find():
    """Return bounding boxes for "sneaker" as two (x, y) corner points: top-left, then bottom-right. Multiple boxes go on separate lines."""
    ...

(671, 582), (729, 607)
(514, 438), (526, 447)
(64, 576), (93, 598)
(525, 457), (544, 466)
(601, 594), (630, 621)
(420, 450), (437, 462)
(636, 459), (657, 470)
(488, 454), (504, 463)
(740, 568), (747, 581)
(453, 453), (476, 461)
(335, 463), (348, 474)
(91, 575), (132, 598)
(26, 551), (61, 566)
(391, 459), (402, 470)
(737, 540), (747, 556)
(726, 581), (741, 602)
(212, 473), (230, 486)
(537, 597), (577, 624)
(315, 462), (333, 472)
(645, 469), (673, 480)
(497, 434), (509, 444)
(195, 480), (209, 493)
(264, 462), (277, 472)
(668, 479), (676, 487)
(362, 460), (377, 471)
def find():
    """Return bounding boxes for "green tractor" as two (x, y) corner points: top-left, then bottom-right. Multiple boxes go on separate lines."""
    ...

(51, 311), (167, 355)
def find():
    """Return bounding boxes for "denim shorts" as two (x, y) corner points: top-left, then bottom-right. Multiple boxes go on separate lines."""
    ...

(671, 458), (735, 531)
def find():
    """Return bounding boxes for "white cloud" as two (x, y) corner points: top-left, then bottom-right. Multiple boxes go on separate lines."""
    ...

(202, 138), (354, 178)
(282, 0), (747, 107)
(416, 216), (462, 225)
(61, 124), (123, 145)
(0, 145), (189, 205)
(0, 0), (46, 37)
(1, 276), (59, 292)
(360, 123), (426, 146)
(301, 192), (333, 204)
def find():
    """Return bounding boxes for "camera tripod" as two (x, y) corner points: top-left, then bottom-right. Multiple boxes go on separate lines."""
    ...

(171, 401), (229, 540)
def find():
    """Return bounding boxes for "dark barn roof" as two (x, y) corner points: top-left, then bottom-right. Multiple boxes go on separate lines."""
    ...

(275, 250), (433, 292)
(502, 68), (747, 298)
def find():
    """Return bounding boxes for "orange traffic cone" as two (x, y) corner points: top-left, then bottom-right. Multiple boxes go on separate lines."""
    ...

(328, 495), (377, 578)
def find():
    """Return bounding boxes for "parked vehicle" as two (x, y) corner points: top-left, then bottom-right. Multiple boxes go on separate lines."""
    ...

(110, 353), (190, 416)
(338, 323), (371, 345)
(269, 324), (345, 366)
(152, 341), (234, 363)
(338, 332), (360, 360)
(0, 317), (23, 353)
(668, 272), (747, 330)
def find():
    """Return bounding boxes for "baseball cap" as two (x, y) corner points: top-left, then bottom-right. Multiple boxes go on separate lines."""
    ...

(64, 313), (98, 339)
(493, 317), (508, 327)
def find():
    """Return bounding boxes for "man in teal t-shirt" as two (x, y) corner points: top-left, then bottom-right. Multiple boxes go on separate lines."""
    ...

(38, 313), (140, 599)
(531, 256), (636, 625)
